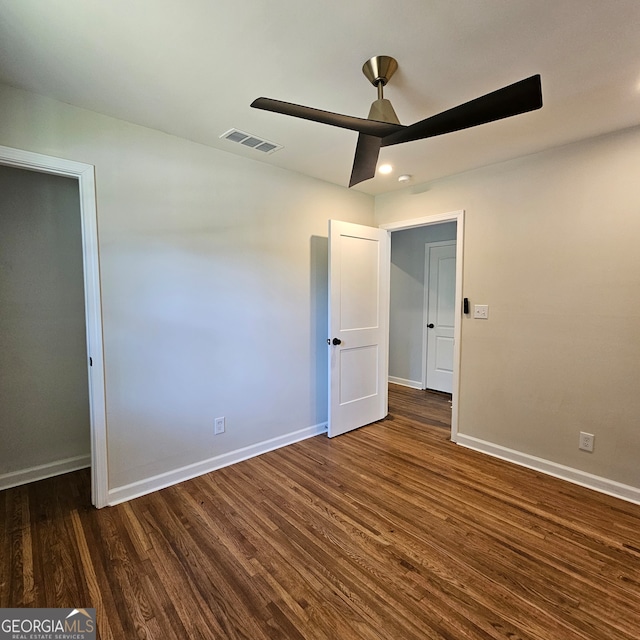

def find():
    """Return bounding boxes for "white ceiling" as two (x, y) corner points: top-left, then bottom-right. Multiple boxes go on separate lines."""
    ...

(1, 0), (640, 195)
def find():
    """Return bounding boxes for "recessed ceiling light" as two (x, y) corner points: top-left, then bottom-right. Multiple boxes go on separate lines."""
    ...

(398, 174), (412, 183)
(378, 164), (393, 175)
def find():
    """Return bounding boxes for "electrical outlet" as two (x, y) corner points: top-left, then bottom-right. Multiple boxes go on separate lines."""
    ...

(214, 417), (225, 435)
(579, 431), (594, 452)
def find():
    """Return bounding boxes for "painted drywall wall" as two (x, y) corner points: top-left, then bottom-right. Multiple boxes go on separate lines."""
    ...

(389, 223), (456, 386)
(0, 165), (90, 475)
(0, 83), (374, 492)
(376, 126), (640, 491)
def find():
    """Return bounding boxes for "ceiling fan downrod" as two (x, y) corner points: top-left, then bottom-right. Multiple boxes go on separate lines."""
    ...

(363, 55), (400, 124)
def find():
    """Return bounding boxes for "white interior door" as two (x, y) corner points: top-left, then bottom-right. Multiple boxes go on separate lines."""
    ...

(425, 242), (456, 393)
(328, 220), (389, 437)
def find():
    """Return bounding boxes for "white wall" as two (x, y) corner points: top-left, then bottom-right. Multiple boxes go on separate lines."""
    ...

(389, 223), (456, 386)
(0, 83), (374, 496)
(0, 165), (90, 476)
(376, 126), (640, 493)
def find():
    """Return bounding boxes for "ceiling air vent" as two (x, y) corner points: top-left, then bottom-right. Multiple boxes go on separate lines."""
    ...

(220, 129), (282, 154)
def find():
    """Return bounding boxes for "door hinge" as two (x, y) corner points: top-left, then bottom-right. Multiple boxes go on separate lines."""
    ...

(89, 357), (93, 366)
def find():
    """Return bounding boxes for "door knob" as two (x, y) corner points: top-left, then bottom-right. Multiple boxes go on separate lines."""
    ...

(427, 323), (435, 329)
(332, 338), (342, 345)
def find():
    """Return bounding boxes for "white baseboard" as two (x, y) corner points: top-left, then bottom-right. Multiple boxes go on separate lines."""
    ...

(0, 454), (91, 491)
(389, 376), (423, 390)
(107, 422), (328, 506)
(456, 434), (640, 506)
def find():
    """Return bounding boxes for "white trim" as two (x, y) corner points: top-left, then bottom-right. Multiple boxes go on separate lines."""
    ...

(0, 455), (91, 492)
(456, 434), (640, 506)
(380, 211), (463, 232)
(388, 376), (422, 390)
(380, 210), (464, 443)
(0, 145), (108, 508)
(107, 422), (328, 506)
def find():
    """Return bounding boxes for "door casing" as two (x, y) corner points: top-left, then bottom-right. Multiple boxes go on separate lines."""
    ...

(0, 144), (108, 507)
(381, 211), (464, 443)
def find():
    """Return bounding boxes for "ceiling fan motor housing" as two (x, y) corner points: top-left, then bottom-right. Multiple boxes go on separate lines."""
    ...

(368, 98), (400, 125)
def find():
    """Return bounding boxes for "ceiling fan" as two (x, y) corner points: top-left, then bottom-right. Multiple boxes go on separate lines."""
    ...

(251, 56), (542, 187)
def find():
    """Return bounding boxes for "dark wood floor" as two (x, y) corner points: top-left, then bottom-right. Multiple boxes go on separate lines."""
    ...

(2, 384), (640, 639)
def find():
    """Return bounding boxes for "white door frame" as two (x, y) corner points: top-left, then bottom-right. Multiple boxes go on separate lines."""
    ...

(380, 210), (464, 443)
(0, 144), (108, 508)
(422, 240), (456, 392)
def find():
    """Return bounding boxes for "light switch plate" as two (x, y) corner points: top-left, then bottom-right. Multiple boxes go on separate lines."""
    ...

(474, 304), (489, 319)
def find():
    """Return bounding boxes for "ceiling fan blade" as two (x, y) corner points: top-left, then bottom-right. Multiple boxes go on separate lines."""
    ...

(349, 134), (382, 187)
(382, 74), (542, 147)
(251, 97), (404, 137)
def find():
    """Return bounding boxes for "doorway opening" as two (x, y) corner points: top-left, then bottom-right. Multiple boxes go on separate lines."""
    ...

(0, 145), (108, 507)
(381, 211), (464, 442)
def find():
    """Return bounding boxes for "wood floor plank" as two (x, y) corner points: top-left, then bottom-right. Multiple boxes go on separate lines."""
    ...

(69, 508), (116, 640)
(1, 383), (640, 639)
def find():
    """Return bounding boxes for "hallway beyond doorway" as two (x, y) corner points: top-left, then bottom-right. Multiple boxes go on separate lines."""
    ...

(387, 383), (451, 433)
